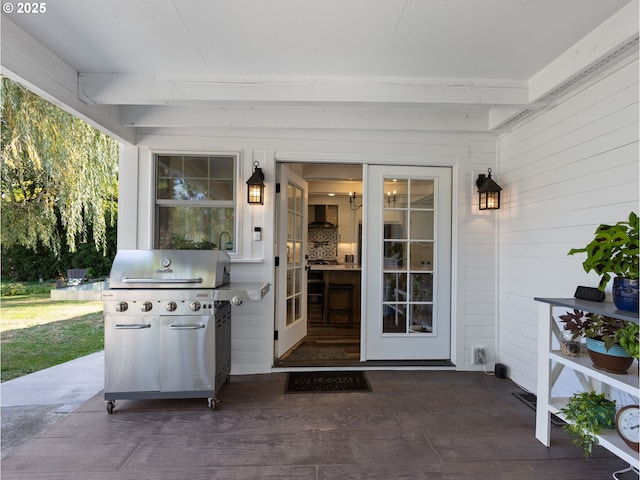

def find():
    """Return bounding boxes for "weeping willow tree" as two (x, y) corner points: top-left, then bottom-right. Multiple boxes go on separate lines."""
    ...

(1, 77), (118, 256)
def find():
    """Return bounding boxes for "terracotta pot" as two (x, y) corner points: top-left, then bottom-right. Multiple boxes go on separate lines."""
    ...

(586, 338), (633, 374)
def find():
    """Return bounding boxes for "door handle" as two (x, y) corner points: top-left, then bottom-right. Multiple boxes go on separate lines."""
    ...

(170, 324), (206, 330)
(114, 324), (151, 329)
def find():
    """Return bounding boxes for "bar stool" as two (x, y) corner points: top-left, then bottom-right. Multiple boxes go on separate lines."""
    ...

(327, 283), (354, 325)
(307, 280), (325, 323)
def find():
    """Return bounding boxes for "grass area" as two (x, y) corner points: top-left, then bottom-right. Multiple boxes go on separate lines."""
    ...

(1, 292), (104, 382)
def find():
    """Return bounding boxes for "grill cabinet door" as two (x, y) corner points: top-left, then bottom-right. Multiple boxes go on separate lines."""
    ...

(105, 316), (160, 393)
(160, 316), (215, 392)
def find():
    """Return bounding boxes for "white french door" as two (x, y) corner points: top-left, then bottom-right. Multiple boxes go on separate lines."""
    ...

(274, 165), (309, 357)
(364, 165), (452, 360)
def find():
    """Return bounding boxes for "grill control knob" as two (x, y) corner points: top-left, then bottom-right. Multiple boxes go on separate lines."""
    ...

(230, 296), (244, 307)
(165, 301), (177, 312)
(115, 302), (128, 312)
(189, 301), (201, 312)
(140, 302), (153, 312)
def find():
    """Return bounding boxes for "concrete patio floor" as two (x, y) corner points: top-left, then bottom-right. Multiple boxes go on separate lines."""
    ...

(1, 355), (635, 479)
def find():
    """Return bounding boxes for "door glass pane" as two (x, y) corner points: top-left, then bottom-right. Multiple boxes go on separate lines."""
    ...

(410, 179), (434, 207)
(409, 241), (433, 270)
(382, 177), (436, 335)
(287, 268), (294, 297)
(384, 178), (406, 208)
(286, 183), (304, 327)
(410, 304), (433, 333)
(409, 211), (434, 240)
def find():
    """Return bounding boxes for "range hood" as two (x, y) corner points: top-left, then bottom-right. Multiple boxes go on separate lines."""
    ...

(309, 205), (336, 228)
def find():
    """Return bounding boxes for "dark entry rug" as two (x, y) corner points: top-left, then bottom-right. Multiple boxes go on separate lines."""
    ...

(287, 346), (349, 361)
(285, 371), (371, 393)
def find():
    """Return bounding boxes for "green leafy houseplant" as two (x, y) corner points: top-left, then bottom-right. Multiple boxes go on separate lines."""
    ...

(559, 309), (635, 353)
(568, 212), (639, 291)
(560, 391), (616, 458)
(614, 321), (639, 360)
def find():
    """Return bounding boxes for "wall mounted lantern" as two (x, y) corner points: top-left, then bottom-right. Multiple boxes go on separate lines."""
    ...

(349, 192), (362, 210)
(475, 168), (502, 210)
(246, 161), (265, 205)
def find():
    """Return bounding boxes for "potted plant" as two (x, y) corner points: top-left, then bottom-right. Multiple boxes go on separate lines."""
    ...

(614, 321), (639, 361)
(560, 391), (617, 458)
(557, 309), (584, 356)
(568, 212), (639, 313)
(559, 310), (635, 374)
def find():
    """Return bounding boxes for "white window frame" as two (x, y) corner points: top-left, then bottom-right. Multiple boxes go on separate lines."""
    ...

(152, 151), (242, 253)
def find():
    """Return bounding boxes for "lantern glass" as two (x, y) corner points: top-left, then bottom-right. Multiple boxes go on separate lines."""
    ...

(248, 183), (264, 205)
(479, 191), (500, 210)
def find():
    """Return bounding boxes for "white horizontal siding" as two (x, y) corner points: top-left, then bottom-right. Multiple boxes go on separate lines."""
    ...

(497, 58), (639, 392)
(125, 129), (499, 374)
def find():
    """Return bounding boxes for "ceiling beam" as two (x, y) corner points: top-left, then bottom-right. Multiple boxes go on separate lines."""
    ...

(79, 73), (529, 108)
(120, 104), (488, 132)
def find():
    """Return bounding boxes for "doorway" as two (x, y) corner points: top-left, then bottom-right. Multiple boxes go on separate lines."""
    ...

(274, 162), (453, 366)
(275, 163), (364, 366)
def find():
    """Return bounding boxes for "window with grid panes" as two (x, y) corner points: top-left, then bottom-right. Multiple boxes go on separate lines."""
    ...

(155, 154), (236, 250)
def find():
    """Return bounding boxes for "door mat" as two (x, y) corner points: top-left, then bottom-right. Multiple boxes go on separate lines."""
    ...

(512, 392), (565, 427)
(285, 371), (371, 393)
(287, 346), (349, 361)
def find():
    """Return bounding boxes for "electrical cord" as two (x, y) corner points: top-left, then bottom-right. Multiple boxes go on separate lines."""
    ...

(612, 465), (638, 479)
(476, 350), (495, 376)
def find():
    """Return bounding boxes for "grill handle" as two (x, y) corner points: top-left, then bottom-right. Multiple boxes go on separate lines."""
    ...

(122, 277), (203, 284)
(114, 324), (151, 329)
(170, 324), (206, 330)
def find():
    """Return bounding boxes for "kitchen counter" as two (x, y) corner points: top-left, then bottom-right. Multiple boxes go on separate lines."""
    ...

(309, 264), (361, 271)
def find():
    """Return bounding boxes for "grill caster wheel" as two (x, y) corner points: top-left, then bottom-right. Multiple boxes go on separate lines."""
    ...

(106, 401), (115, 414)
(226, 374), (231, 384)
(208, 398), (218, 411)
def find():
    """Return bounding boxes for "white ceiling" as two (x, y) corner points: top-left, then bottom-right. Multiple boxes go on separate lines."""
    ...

(6, 0), (629, 77)
(2, 0), (637, 138)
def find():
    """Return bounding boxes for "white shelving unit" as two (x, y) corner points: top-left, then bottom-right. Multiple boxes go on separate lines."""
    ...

(535, 297), (639, 468)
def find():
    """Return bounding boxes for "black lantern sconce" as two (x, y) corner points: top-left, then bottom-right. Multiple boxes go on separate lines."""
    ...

(475, 168), (502, 210)
(246, 161), (265, 205)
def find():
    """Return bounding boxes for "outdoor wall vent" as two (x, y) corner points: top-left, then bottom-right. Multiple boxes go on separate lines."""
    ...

(547, 36), (639, 98)
(493, 109), (535, 131)
(492, 35), (639, 133)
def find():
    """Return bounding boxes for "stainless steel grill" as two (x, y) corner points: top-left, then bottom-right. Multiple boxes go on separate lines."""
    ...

(102, 249), (268, 414)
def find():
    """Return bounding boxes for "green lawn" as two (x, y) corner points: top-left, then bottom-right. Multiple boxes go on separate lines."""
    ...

(1, 293), (104, 382)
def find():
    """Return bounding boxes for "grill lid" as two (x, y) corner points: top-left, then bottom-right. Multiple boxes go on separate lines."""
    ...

(108, 249), (230, 289)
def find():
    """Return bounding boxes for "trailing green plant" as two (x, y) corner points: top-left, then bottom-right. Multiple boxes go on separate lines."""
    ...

(614, 321), (639, 360)
(559, 309), (635, 354)
(169, 234), (217, 250)
(560, 391), (616, 458)
(568, 212), (639, 291)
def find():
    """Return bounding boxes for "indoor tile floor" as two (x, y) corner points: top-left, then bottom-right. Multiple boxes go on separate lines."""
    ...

(1, 370), (634, 480)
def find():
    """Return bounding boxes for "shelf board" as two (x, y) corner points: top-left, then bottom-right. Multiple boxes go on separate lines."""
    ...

(534, 297), (639, 323)
(549, 400), (640, 468)
(549, 350), (639, 395)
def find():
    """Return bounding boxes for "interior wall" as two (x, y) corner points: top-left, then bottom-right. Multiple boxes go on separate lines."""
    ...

(496, 57), (639, 393)
(119, 130), (499, 374)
